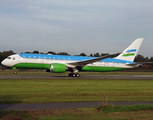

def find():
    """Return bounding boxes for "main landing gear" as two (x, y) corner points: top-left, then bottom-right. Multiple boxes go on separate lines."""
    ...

(68, 73), (80, 77)
(68, 67), (80, 77)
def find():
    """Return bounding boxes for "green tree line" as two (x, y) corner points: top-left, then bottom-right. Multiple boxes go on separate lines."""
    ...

(0, 50), (153, 64)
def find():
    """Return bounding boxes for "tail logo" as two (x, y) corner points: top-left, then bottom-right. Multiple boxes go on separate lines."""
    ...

(122, 49), (137, 57)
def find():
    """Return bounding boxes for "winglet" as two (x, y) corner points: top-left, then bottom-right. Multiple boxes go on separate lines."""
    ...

(115, 38), (144, 62)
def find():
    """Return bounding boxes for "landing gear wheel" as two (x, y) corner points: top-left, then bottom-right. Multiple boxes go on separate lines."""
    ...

(73, 73), (76, 77)
(75, 73), (80, 77)
(68, 73), (80, 77)
(14, 71), (17, 74)
(68, 73), (73, 77)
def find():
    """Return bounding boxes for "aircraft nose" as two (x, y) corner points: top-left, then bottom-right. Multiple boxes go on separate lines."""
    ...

(1, 60), (5, 66)
(1, 59), (7, 66)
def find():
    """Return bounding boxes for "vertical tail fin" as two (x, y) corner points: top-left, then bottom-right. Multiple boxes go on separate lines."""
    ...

(115, 38), (144, 62)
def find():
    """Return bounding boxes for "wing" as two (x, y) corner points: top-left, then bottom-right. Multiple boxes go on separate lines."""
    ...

(67, 53), (119, 68)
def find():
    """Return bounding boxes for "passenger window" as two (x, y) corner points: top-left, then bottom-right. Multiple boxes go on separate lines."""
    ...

(8, 57), (11, 59)
(13, 58), (15, 60)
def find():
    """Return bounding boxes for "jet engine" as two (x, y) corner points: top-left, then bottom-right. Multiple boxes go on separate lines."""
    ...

(46, 63), (66, 73)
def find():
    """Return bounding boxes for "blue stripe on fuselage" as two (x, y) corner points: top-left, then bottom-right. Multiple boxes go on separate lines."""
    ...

(19, 53), (94, 61)
(19, 53), (135, 64)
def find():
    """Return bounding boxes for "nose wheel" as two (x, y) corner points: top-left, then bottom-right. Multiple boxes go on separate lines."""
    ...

(68, 73), (80, 77)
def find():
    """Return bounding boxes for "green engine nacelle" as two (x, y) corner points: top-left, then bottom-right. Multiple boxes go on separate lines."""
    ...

(46, 63), (66, 73)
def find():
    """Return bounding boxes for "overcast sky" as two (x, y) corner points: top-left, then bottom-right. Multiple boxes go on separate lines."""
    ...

(0, 0), (153, 57)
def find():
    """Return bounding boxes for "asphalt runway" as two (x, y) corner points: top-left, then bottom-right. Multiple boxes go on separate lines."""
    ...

(1, 102), (153, 111)
(0, 75), (153, 79)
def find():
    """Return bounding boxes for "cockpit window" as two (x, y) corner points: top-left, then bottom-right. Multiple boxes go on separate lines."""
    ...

(8, 57), (11, 59)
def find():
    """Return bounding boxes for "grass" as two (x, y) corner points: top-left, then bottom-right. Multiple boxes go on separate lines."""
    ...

(0, 110), (36, 120)
(97, 104), (153, 113)
(1, 71), (153, 119)
(0, 78), (153, 104)
(1, 106), (153, 120)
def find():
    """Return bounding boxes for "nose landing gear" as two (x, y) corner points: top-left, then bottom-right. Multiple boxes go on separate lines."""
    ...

(14, 71), (17, 74)
(12, 67), (17, 74)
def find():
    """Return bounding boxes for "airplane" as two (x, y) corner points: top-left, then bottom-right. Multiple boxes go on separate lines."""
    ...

(1, 38), (144, 77)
